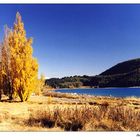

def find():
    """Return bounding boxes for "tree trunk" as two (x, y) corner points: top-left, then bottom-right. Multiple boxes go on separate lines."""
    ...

(0, 93), (1, 101)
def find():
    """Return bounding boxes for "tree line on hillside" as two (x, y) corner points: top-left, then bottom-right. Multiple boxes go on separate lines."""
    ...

(46, 65), (140, 88)
(0, 12), (44, 102)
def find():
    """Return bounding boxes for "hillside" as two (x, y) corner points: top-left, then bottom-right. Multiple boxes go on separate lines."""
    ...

(100, 58), (140, 76)
(46, 58), (140, 88)
(97, 58), (140, 87)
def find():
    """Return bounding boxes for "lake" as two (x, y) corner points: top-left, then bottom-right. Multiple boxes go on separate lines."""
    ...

(55, 87), (140, 98)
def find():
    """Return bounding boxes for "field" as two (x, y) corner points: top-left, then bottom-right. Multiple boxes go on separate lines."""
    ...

(0, 91), (140, 131)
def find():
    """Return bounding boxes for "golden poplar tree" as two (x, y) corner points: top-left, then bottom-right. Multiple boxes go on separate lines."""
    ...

(8, 12), (38, 102)
(0, 43), (2, 100)
(1, 26), (13, 99)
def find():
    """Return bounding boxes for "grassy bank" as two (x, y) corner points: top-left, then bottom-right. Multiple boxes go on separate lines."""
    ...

(0, 91), (140, 131)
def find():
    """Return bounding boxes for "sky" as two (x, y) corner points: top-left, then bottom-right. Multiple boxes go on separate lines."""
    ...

(0, 4), (140, 78)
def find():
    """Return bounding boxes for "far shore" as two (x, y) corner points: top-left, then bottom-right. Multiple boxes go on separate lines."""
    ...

(50, 86), (140, 91)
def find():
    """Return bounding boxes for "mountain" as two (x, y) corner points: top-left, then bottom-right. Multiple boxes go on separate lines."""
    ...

(45, 58), (140, 88)
(97, 58), (140, 87)
(100, 58), (140, 76)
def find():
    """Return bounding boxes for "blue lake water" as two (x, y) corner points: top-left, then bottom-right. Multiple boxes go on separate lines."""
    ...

(55, 88), (140, 98)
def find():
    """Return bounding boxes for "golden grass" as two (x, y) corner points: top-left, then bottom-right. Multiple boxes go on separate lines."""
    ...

(0, 92), (140, 131)
(44, 91), (81, 99)
(26, 104), (140, 131)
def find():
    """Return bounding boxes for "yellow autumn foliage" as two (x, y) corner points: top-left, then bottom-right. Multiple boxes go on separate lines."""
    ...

(35, 74), (45, 96)
(0, 12), (39, 102)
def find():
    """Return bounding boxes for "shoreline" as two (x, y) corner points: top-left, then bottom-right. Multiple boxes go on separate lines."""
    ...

(46, 90), (140, 100)
(54, 86), (140, 90)
(51, 87), (140, 99)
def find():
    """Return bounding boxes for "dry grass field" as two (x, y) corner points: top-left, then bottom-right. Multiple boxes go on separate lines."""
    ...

(0, 91), (140, 131)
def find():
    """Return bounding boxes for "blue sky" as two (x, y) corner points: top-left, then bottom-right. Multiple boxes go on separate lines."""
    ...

(0, 4), (140, 78)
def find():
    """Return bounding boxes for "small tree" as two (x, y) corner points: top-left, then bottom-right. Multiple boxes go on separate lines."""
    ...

(35, 74), (45, 95)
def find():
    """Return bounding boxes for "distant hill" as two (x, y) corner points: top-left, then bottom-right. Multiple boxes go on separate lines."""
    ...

(100, 58), (140, 76)
(45, 58), (140, 88)
(97, 58), (140, 87)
